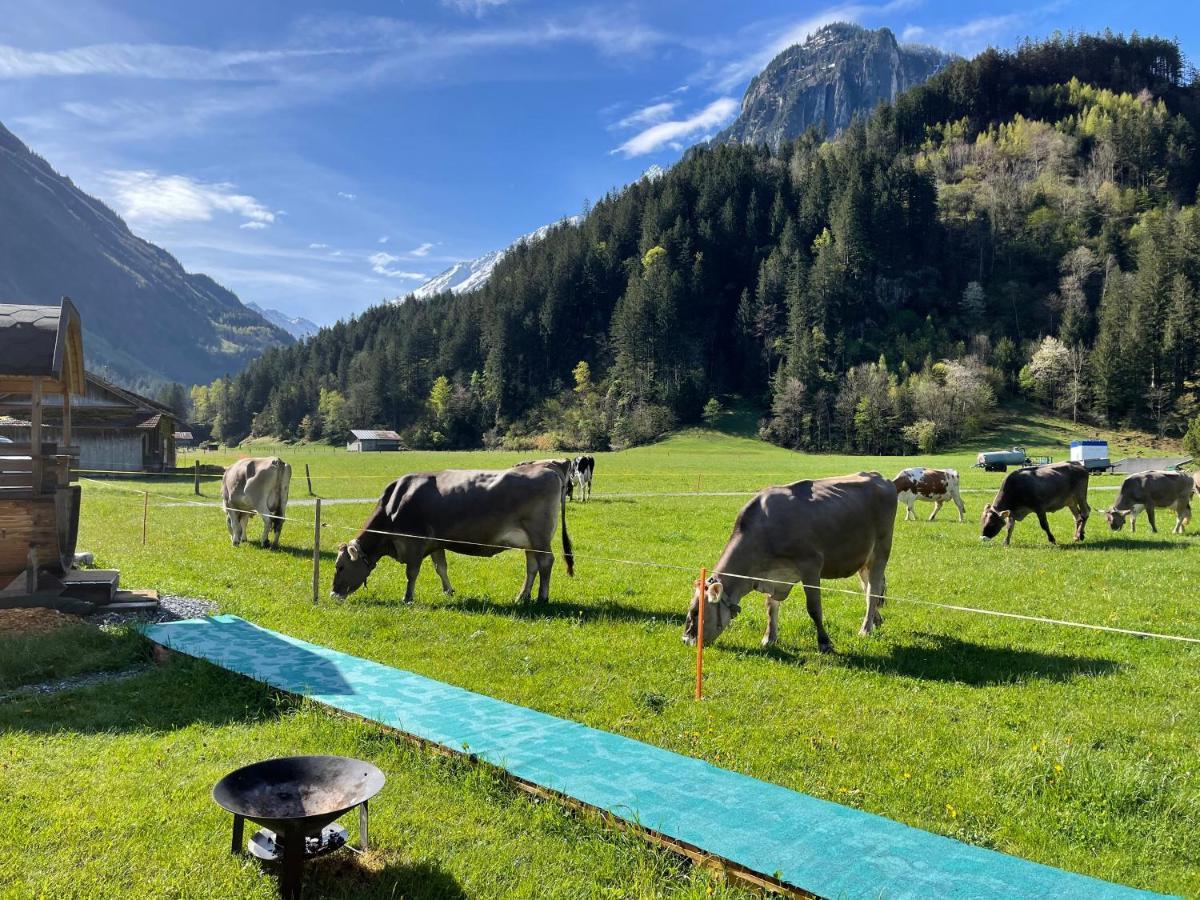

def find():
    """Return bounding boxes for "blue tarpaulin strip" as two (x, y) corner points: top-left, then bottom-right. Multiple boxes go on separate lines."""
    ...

(143, 615), (1167, 900)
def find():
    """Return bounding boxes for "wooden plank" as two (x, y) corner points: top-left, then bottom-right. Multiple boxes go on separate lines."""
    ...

(0, 377), (67, 394)
(29, 378), (43, 493)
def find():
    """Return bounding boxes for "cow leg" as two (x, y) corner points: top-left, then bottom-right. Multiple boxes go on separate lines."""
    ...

(1074, 503), (1089, 542)
(928, 501), (942, 522)
(271, 508), (284, 548)
(802, 583), (833, 653)
(1036, 510), (1056, 544)
(535, 551), (554, 604)
(226, 511), (239, 546)
(761, 594), (785, 647)
(234, 512), (248, 546)
(256, 507), (272, 548)
(403, 559), (421, 604)
(516, 552), (538, 603)
(955, 497), (966, 523)
(1003, 514), (1017, 546)
(431, 549), (454, 595)
(903, 502), (914, 522)
(859, 563), (886, 636)
(1145, 506), (1158, 534)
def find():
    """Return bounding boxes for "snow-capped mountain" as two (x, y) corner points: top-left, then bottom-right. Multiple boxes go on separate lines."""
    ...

(245, 302), (319, 340)
(403, 216), (583, 301)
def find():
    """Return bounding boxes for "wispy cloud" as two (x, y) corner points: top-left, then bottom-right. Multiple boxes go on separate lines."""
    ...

(408, 242), (435, 257)
(378, 235), (389, 243)
(104, 170), (275, 228)
(612, 97), (738, 158)
(337, 191), (357, 200)
(440, 0), (513, 16)
(613, 100), (677, 130)
(369, 252), (426, 279)
(308, 242), (329, 249)
(240, 221), (268, 230)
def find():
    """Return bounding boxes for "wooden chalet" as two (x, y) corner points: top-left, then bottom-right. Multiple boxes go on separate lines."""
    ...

(0, 372), (178, 473)
(0, 299), (85, 589)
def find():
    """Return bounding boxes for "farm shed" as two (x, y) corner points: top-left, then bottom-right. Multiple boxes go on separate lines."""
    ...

(174, 431), (195, 450)
(0, 299), (84, 585)
(347, 429), (403, 452)
(0, 372), (177, 472)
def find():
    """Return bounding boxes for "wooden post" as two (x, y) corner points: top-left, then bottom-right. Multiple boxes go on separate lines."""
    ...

(25, 547), (38, 596)
(312, 498), (322, 605)
(305, 463), (313, 496)
(142, 491), (149, 546)
(194, 459), (201, 495)
(61, 386), (72, 456)
(695, 567), (706, 701)
(30, 377), (43, 494)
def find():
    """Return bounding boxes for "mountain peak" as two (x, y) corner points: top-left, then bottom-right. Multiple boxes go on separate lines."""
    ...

(716, 23), (955, 150)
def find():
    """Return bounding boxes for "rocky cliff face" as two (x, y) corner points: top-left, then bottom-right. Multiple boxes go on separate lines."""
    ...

(715, 23), (954, 150)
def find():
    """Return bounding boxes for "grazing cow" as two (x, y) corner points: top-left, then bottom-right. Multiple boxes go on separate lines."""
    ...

(893, 467), (966, 522)
(331, 462), (573, 604)
(1105, 470), (1194, 534)
(571, 455), (595, 502)
(221, 457), (292, 548)
(682, 472), (896, 653)
(980, 461), (1090, 546)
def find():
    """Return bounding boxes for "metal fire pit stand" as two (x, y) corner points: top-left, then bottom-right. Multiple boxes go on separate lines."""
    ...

(229, 801), (370, 900)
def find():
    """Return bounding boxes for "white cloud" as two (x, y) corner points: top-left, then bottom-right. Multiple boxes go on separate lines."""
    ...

(613, 101), (677, 130)
(440, 0), (512, 16)
(104, 170), (275, 228)
(613, 97), (738, 158)
(369, 252), (425, 279)
(240, 221), (268, 230)
(901, 25), (926, 42)
(309, 242), (329, 249)
(337, 191), (357, 200)
(409, 242), (435, 257)
(378, 235), (389, 243)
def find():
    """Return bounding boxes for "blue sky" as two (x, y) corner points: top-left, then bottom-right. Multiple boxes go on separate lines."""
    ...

(2, 1), (1197, 325)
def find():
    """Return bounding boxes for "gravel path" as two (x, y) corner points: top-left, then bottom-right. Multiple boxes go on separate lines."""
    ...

(87, 594), (218, 627)
(0, 665), (153, 702)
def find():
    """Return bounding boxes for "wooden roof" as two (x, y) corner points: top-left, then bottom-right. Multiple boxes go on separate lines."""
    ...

(0, 298), (85, 395)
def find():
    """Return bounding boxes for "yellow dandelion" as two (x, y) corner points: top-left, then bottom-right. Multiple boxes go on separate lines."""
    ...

(1031, 742), (1039, 753)
(945, 803), (958, 819)
(903, 772), (912, 780)
(1054, 764), (1063, 774)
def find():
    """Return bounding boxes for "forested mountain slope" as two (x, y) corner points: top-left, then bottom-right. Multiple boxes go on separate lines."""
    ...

(197, 34), (1200, 455)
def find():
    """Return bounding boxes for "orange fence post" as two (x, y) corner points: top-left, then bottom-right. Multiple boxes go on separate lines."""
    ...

(695, 567), (706, 700)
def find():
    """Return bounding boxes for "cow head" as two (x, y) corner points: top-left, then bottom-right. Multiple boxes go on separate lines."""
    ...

(330, 539), (375, 599)
(1104, 508), (1128, 531)
(980, 504), (1010, 541)
(682, 576), (738, 646)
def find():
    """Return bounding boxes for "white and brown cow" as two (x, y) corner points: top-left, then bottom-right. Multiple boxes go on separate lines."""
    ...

(221, 457), (292, 548)
(1105, 470), (1194, 534)
(683, 472), (897, 653)
(893, 467), (966, 522)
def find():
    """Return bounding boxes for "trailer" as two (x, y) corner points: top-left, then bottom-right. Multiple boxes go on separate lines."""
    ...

(1069, 440), (1111, 472)
(975, 447), (1031, 472)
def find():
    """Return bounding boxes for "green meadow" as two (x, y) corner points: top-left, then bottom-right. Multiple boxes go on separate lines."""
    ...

(2, 412), (1198, 897)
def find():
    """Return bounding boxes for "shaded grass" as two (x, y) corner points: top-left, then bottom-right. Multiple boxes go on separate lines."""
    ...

(0, 623), (148, 691)
(12, 417), (1200, 895)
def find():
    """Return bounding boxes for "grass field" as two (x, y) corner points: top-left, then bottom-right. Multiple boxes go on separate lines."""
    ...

(3, 411), (1199, 897)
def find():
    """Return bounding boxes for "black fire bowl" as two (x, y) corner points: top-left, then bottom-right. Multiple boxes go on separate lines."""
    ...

(213, 755), (385, 900)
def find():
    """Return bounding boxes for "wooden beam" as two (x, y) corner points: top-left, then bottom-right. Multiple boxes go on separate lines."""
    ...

(29, 378), (43, 495)
(0, 377), (67, 395)
(61, 388), (72, 453)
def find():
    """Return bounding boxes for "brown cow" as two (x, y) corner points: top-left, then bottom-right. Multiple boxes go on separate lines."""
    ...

(682, 472), (897, 653)
(1105, 471), (1194, 534)
(893, 467), (966, 522)
(331, 463), (573, 604)
(980, 461), (1090, 546)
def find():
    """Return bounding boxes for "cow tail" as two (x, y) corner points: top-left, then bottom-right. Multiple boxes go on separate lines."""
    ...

(561, 489), (575, 577)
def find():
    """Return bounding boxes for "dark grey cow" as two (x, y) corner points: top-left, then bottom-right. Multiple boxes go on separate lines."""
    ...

(980, 461), (1090, 546)
(683, 472), (897, 653)
(1105, 470), (1194, 534)
(331, 463), (573, 604)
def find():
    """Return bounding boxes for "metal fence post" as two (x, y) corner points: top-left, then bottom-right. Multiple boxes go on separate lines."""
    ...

(312, 498), (322, 605)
